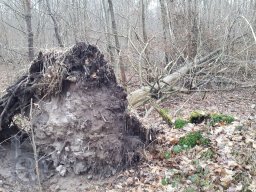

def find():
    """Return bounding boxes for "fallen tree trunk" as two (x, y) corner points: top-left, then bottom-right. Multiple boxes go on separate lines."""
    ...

(128, 49), (222, 107)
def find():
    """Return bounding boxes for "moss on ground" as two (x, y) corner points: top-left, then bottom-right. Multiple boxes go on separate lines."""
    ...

(178, 131), (210, 148)
(171, 132), (210, 155)
(174, 118), (188, 129)
(209, 113), (234, 126)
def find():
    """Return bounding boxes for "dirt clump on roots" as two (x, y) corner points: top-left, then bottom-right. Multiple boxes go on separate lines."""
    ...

(0, 42), (153, 181)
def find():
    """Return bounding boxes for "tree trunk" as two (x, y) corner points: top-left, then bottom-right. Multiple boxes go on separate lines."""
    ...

(46, 0), (64, 47)
(141, 0), (148, 49)
(159, 0), (169, 64)
(101, 0), (114, 64)
(107, 0), (126, 85)
(23, 0), (34, 61)
(186, 0), (198, 60)
(165, 0), (175, 43)
(141, 0), (152, 82)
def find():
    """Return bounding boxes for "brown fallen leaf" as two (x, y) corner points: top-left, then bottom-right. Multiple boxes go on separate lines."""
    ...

(220, 175), (233, 187)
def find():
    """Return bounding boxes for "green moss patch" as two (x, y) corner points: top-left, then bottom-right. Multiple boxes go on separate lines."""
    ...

(189, 111), (235, 126)
(172, 132), (210, 154)
(164, 151), (171, 159)
(154, 106), (172, 126)
(172, 145), (183, 154)
(178, 131), (210, 148)
(174, 118), (188, 129)
(209, 113), (234, 126)
(161, 177), (170, 185)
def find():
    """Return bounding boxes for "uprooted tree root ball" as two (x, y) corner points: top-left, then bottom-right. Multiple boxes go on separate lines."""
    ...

(0, 42), (154, 179)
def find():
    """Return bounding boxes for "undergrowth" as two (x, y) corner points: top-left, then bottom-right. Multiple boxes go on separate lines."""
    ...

(178, 131), (210, 148)
(171, 132), (210, 154)
(209, 113), (234, 126)
(174, 118), (188, 129)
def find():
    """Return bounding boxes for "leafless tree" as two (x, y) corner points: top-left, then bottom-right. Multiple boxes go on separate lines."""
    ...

(22, 0), (34, 61)
(159, 0), (170, 64)
(101, 0), (114, 63)
(45, 0), (64, 47)
(107, 0), (126, 85)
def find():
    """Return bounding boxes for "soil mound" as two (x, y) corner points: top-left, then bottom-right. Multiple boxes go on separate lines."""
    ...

(0, 42), (153, 179)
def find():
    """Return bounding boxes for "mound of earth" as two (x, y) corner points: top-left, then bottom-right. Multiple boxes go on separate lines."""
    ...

(0, 42), (153, 181)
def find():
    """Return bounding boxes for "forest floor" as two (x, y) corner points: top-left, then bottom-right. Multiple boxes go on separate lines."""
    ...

(0, 64), (255, 192)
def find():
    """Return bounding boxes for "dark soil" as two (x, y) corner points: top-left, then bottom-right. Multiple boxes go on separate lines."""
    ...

(0, 42), (153, 188)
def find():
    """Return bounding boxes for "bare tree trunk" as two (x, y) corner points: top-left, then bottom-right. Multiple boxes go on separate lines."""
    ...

(23, 0), (34, 61)
(141, 0), (150, 61)
(107, 0), (126, 85)
(141, 0), (148, 47)
(46, 0), (64, 47)
(159, 0), (169, 64)
(70, 0), (78, 42)
(186, 0), (198, 60)
(141, 0), (152, 81)
(101, 0), (114, 64)
(165, 0), (175, 43)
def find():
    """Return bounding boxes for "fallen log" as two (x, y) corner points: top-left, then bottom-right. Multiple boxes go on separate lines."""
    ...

(128, 49), (222, 107)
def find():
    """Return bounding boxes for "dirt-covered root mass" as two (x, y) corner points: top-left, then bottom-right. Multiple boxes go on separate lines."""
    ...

(0, 42), (151, 179)
(33, 78), (143, 178)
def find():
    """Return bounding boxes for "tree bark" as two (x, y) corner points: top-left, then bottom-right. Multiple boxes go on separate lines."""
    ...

(107, 0), (126, 85)
(46, 0), (64, 47)
(23, 0), (34, 61)
(165, 0), (175, 43)
(141, 0), (148, 47)
(186, 0), (198, 60)
(141, 0), (152, 82)
(159, 0), (169, 64)
(102, 0), (114, 64)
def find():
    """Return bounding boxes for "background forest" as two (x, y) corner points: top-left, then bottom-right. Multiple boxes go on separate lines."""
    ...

(1, 0), (256, 90)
